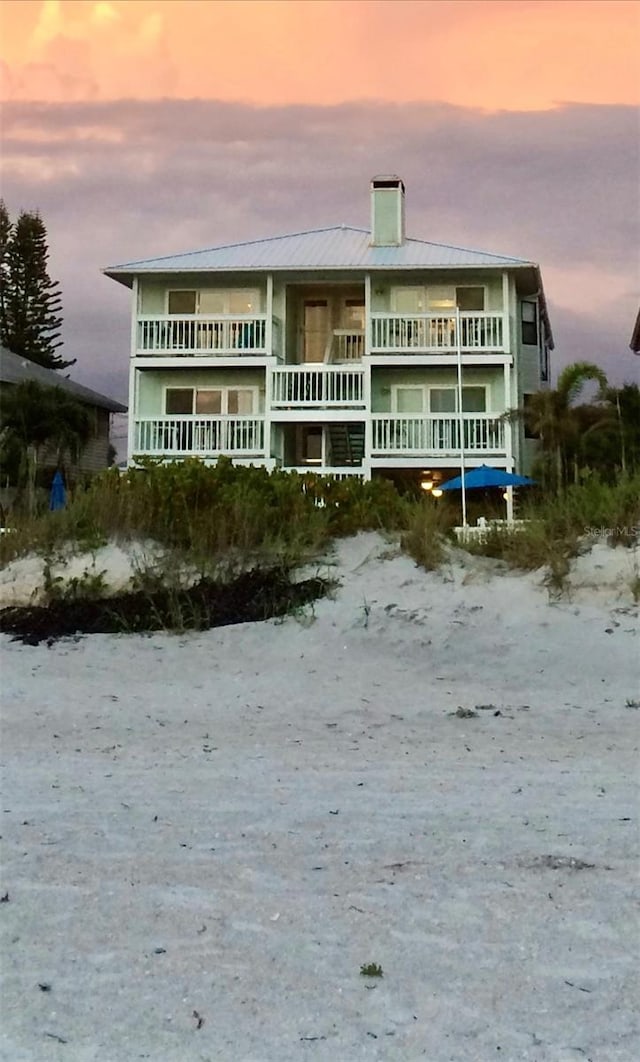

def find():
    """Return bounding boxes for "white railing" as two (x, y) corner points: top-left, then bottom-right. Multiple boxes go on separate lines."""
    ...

(282, 466), (365, 480)
(271, 366), (365, 407)
(371, 414), (505, 454)
(329, 330), (365, 362)
(136, 315), (270, 355)
(370, 313), (504, 353)
(134, 416), (265, 455)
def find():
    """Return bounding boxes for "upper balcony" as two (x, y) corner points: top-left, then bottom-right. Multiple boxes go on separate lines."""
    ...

(370, 312), (506, 356)
(135, 315), (279, 358)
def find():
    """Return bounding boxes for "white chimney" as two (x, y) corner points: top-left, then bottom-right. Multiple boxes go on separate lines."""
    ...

(370, 176), (405, 247)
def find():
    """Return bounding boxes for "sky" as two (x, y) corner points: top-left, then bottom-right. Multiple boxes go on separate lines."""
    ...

(1, 0), (639, 438)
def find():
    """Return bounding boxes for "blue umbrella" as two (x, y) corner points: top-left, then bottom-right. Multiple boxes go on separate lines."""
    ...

(439, 465), (536, 491)
(49, 470), (67, 511)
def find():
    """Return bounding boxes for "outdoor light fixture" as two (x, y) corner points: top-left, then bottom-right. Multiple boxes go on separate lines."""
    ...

(432, 488), (443, 498)
(502, 491), (509, 500)
(420, 479), (434, 492)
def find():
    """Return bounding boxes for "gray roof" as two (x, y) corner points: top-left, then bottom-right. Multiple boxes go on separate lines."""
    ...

(0, 347), (127, 413)
(104, 226), (535, 281)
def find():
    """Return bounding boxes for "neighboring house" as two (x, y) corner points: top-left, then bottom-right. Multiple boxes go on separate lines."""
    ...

(104, 177), (553, 489)
(0, 346), (127, 474)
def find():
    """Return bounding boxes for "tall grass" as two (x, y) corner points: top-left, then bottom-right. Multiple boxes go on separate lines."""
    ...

(0, 460), (408, 572)
(400, 498), (456, 570)
(463, 471), (640, 590)
(2, 463), (637, 587)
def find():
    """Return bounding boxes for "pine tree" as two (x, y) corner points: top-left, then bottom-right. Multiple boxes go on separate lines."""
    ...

(0, 201), (11, 346)
(0, 203), (74, 370)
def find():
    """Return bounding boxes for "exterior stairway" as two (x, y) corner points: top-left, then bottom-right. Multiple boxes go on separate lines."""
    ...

(328, 424), (365, 467)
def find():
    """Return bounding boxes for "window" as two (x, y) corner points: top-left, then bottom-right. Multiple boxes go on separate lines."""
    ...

(167, 289), (261, 314)
(429, 387), (486, 413)
(521, 301), (538, 345)
(165, 388), (194, 414)
(456, 287), (485, 311)
(199, 289), (261, 314)
(168, 291), (196, 314)
(392, 286), (485, 312)
(227, 389), (254, 415)
(427, 286), (485, 311)
(392, 287), (426, 313)
(165, 387), (256, 415)
(195, 390), (222, 414)
(393, 386), (425, 413)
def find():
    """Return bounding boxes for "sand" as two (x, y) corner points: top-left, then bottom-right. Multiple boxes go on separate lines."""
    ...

(1, 534), (639, 1061)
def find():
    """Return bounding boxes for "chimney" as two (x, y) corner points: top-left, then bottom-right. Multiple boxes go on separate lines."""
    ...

(370, 175), (405, 247)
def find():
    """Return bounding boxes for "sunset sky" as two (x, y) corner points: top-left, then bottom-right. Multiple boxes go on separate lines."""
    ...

(1, 0), (638, 429)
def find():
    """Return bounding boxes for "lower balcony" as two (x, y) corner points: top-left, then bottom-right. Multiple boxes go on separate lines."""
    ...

(371, 414), (505, 457)
(134, 416), (265, 457)
(271, 365), (365, 408)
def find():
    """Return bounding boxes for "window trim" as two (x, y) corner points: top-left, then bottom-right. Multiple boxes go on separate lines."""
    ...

(391, 384), (426, 413)
(521, 299), (539, 346)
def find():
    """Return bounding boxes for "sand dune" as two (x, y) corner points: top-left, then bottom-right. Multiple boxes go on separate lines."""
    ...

(1, 535), (638, 1061)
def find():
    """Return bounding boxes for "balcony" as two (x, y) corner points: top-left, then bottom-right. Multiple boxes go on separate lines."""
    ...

(134, 416), (265, 456)
(370, 313), (505, 354)
(271, 366), (365, 408)
(371, 414), (505, 456)
(136, 315), (275, 356)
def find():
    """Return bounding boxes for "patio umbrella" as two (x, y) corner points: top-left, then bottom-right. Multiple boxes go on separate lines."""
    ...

(439, 465), (536, 491)
(49, 470), (67, 511)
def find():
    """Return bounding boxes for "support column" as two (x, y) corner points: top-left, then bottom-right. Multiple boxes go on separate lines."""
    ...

(127, 278), (139, 465)
(503, 360), (514, 521)
(501, 271), (510, 355)
(363, 274), (373, 481)
(265, 274), (274, 355)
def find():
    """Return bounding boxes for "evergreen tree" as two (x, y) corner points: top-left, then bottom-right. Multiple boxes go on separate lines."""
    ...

(0, 201), (11, 346)
(0, 202), (73, 370)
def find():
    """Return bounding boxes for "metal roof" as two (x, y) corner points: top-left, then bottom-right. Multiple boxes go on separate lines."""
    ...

(104, 226), (535, 281)
(0, 347), (127, 412)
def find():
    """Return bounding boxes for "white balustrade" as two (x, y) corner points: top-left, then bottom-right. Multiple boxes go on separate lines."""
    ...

(371, 414), (505, 454)
(330, 330), (365, 361)
(370, 313), (504, 353)
(284, 466), (365, 480)
(137, 315), (269, 355)
(134, 416), (265, 455)
(271, 366), (365, 407)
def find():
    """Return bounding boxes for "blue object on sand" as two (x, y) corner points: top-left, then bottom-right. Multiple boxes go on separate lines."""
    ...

(49, 470), (67, 511)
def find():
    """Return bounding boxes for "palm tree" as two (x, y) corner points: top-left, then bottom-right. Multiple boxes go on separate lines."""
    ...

(0, 380), (92, 514)
(506, 361), (608, 491)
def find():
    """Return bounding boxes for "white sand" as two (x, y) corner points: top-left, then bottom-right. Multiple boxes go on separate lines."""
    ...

(1, 534), (639, 1061)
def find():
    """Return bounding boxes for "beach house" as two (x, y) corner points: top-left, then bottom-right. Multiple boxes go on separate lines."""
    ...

(105, 177), (552, 492)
